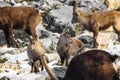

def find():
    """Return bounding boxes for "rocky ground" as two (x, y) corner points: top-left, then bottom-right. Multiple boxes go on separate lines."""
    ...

(0, 0), (120, 80)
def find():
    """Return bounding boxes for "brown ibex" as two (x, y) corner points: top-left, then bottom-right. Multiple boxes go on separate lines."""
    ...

(27, 40), (46, 73)
(63, 50), (119, 80)
(56, 28), (85, 66)
(27, 40), (58, 80)
(0, 6), (42, 47)
(72, 1), (120, 48)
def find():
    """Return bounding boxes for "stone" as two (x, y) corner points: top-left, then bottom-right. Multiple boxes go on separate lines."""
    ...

(104, 0), (120, 9)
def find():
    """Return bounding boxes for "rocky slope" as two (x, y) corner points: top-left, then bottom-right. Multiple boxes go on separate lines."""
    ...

(0, 0), (120, 80)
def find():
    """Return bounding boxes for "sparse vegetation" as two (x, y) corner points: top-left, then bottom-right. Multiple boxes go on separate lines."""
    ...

(74, 23), (84, 35)
(0, 57), (7, 63)
(49, 41), (56, 51)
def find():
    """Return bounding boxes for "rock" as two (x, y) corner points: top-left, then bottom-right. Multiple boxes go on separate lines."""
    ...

(45, 52), (60, 62)
(0, 30), (7, 46)
(13, 30), (31, 47)
(97, 31), (118, 48)
(4, 0), (23, 3)
(39, 30), (50, 39)
(78, 31), (118, 48)
(43, 5), (75, 34)
(78, 35), (94, 48)
(41, 66), (66, 80)
(0, 76), (10, 80)
(0, 1), (11, 7)
(10, 0), (16, 5)
(104, 0), (120, 10)
(53, 66), (66, 79)
(0, 62), (21, 73)
(77, 0), (107, 12)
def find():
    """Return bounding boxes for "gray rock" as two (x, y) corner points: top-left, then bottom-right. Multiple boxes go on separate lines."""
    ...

(78, 35), (94, 48)
(77, 0), (107, 12)
(54, 66), (66, 79)
(0, 1), (11, 7)
(43, 5), (75, 34)
(13, 30), (31, 47)
(0, 30), (7, 46)
(0, 76), (10, 80)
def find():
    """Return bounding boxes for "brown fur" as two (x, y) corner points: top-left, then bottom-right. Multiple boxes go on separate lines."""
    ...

(56, 28), (84, 66)
(0, 6), (42, 47)
(27, 40), (58, 80)
(72, 1), (120, 48)
(63, 50), (119, 80)
(27, 40), (46, 73)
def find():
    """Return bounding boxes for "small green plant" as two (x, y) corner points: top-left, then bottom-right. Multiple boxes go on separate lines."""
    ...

(113, 41), (119, 45)
(0, 69), (2, 73)
(49, 41), (56, 51)
(0, 57), (8, 63)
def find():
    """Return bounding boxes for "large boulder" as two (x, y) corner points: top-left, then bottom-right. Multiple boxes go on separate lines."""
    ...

(43, 5), (74, 34)
(78, 31), (118, 48)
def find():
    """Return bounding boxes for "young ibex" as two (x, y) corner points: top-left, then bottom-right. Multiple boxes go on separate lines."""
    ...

(27, 40), (46, 73)
(0, 6), (42, 47)
(72, 1), (120, 48)
(56, 28), (85, 66)
(27, 40), (58, 80)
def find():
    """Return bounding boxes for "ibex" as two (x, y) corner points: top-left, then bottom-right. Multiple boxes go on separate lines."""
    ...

(27, 40), (46, 73)
(72, 1), (120, 48)
(56, 28), (85, 66)
(63, 50), (119, 80)
(0, 6), (42, 47)
(27, 40), (58, 80)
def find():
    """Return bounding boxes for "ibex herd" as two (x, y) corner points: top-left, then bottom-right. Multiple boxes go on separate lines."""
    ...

(27, 41), (119, 80)
(0, 1), (120, 80)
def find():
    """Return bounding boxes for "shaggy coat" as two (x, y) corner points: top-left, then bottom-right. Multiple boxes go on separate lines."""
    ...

(27, 40), (58, 80)
(72, 1), (120, 48)
(27, 40), (46, 73)
(57, 28), (84, 66)
(0, 6), (42, 47)
(63, 50), (119, 80)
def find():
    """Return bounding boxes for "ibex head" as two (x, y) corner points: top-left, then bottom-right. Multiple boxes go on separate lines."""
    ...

(61, 27), (73, 44)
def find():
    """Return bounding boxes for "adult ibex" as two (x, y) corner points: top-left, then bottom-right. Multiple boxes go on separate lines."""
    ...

(56, 28), (85, 66)
(0, 6), (42, 47)
(63, 50), (119, 80)
(72, 1), (120, 48)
